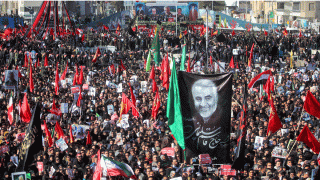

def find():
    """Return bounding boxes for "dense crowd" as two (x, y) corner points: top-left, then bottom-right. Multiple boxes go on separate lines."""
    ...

(0, 24), (320, 180)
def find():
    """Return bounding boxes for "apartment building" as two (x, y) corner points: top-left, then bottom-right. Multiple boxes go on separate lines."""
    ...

(250, 0), (320, 27)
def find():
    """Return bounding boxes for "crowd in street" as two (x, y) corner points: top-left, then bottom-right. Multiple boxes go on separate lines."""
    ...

(0, 24), (320, 180)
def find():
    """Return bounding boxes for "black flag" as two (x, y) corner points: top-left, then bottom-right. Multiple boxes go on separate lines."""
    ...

(216, 33), (227, 42)
(178, 72), (233, 164)
(232, 83), (248, 170)
(17, 103), (43, 171)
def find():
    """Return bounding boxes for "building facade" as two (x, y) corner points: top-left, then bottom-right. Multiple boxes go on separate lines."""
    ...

(250, 0), (320, 27)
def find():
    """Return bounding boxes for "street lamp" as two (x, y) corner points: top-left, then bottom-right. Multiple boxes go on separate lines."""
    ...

(26, 7), (34, 24)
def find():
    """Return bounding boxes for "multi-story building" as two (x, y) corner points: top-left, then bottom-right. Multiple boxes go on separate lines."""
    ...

(250, 0), (320, 27)
(0, 1), (19, 16)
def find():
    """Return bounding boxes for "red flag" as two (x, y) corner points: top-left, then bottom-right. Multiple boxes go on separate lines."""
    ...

(78, 66), (84, 85)
(16, 66), (22, 78)
(24, 53), (28, 67)
(120, 93), (139, 117)
(8, 95), (13, 125)
(236, 61), (239, 69)
(86, 131), (92, 145)
(264, 29), (268, 36)
(162, 54), (169, 91)
(103, 25), (109, 31)
(149, 65), (155, 80)
(304, 91), (320, 119)
(69, 125), (74, 144)
(77, 88), (82, 107)
(81, 34), (85, 42)
(183, 30), (187, 35)
(299, 30), (302, 38)
(55, 121), (65, 139)
(49, 98), (62, 116)
(229, 56), (235, 68)
(21, 93), (32, 123)
(210, 56), (213, 65)
(29, 63), (34, 93)
(75, 64), (79, 85)
(120, 60), (126, 70)
(92, 47), (101, 63)
(187, 56), (191, 73)
(129, 83), (136, 106)
(44, 54), (48, 67)
(43, 120), (53, 147)
(267, 97), (282, 135)
(92, 150), (101, 180)
(211, 30), (218, 37)
(152, 90), (161, 119)
(270, 76), (274, 92)
(248, 43), (254, 67)
(297, 125), (320, 154)
(152, 79), (158, 92)
(283, 28), (288, 36)
(231, 30), (235, 36)
(34, 58), (38, 68)
(60, 62), (68, 81)
(116, 23), (121, 31)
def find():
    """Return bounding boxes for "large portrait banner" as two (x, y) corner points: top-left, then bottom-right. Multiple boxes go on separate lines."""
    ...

(178, 72), (233, 164)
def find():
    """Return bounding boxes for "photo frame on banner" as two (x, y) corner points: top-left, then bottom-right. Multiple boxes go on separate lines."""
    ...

(4, 70), (18, 89)
(121, 114), (130, 129)
(107, 105), (114, 115)
(71, 124), (90, 140)
(61, 103), (69, 114)
(271, 146), (288, 159)
(140, 81), (148, 93)
(11, 172), (26, 180)
(55, 138), (68, 151)
(178, 72), (233, 164)
(254, 136), (264, 150)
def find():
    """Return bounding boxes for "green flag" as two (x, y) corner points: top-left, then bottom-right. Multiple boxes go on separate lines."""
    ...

(224, 18), (227, 27)
(219, 15), (221, 27)
(146, 51), (152, 72)
(151, 26), (160, 65)
(166, 61), (185, 150)
(26, 173), (31, 180)
(180, 44), (186, 71)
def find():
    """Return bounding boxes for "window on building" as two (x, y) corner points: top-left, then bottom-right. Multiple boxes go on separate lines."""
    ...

(309, 3), (315, 11)
(277, 2), (284, 9)
(293, 2), (300, 11)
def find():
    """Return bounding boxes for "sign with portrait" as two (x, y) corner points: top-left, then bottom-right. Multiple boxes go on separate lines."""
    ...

(11, 172), (26, 180)
(178, 72), (233, 164)
(120, 114), (130, 129)
(254, 136), (264, 150)
(4, 70), (18, 89)
(107, 105), (114, 115)
(61, 103), (69, 114)
(271, 146), (288, 159)
(55, 138), (68, 151)
(71, 124), (90, 140)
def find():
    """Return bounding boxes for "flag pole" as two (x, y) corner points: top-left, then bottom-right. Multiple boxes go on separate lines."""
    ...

(283, 109), (305, 163)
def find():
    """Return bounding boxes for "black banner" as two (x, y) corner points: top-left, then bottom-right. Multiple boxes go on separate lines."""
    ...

(178, 72), (233, 164)
(17, 103), (43, 171)
(232, 83), (248, 170)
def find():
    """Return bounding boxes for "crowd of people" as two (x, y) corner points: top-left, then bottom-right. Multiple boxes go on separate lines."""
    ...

(0, 21), (320, 180)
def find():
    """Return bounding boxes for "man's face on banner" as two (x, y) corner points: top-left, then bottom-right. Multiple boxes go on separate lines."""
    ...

(192, 79), (218, 119)
(152, 8), (157, 15)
